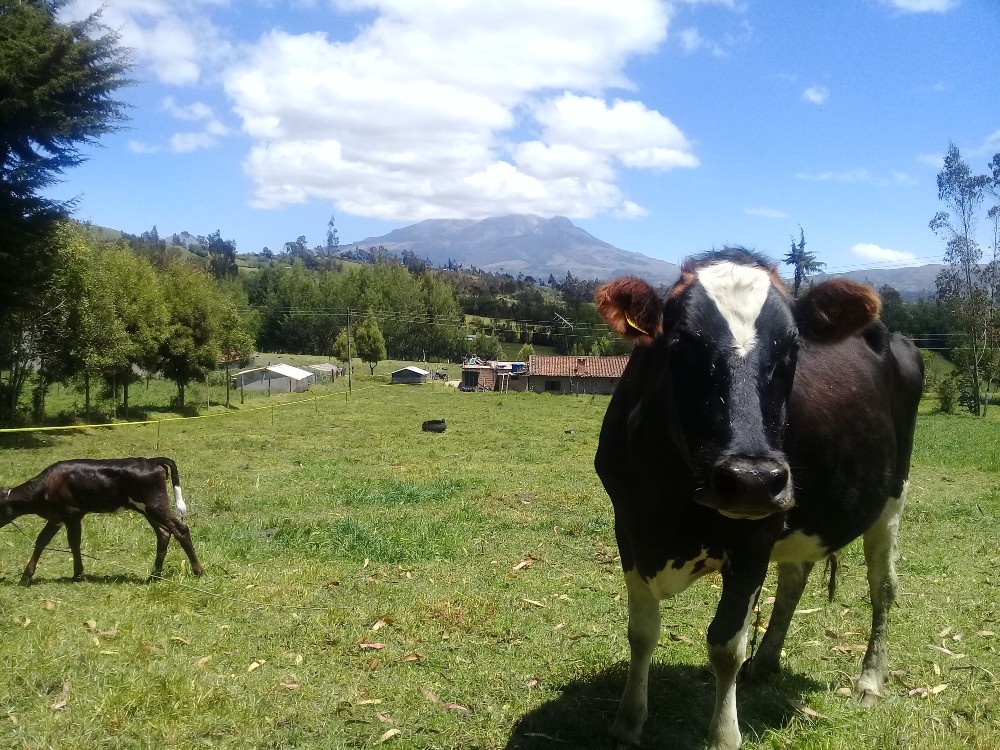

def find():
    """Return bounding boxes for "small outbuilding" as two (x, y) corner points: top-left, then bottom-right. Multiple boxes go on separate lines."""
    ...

(391, 365), (431, 385)
(305, 363), (343, 381)
(234, 363), (315, 393)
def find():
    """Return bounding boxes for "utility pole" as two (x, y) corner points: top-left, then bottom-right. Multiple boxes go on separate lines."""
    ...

(347, 308), (353, 395)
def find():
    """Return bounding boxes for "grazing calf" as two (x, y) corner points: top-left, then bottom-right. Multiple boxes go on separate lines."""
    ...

(594, 248), (923, 749)
(0, 457), (203, 584)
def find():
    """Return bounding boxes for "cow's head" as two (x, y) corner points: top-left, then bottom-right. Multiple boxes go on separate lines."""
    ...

(596, 247), (880, 520)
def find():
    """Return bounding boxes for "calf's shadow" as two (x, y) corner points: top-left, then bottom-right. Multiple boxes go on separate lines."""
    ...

(506, 661), (822, 750)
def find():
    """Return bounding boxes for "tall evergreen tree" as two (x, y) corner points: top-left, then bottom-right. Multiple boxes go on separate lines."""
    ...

(0, 0), (132, 314)
(782, 227), (825, 299)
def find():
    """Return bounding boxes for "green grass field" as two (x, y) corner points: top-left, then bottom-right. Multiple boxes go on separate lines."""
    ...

(1, 372), (997, 749)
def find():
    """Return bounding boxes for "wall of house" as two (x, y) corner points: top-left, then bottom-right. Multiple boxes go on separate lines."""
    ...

(527, 376), (618, 395)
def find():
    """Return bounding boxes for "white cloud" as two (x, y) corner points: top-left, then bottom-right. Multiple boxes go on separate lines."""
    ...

(917, 152), (945, 167)
(851, 243), (918, 263)
(170, 132), (220, 153)
(744, 207), (788, 219)
(885, 171), (916, 186)
(795, 168), (871, 182)
(677, 27), (725, 57)
(128, 140), (161, 154)
(802, 85), (829, 105)
(880, 0), (959, 13)
(971, 129), (1000, 156)
(62, 0), (231, 86)
(223, 0), (701, 221)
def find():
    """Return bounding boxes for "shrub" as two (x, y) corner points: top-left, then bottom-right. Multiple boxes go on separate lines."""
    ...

(937, 375), (959, 414)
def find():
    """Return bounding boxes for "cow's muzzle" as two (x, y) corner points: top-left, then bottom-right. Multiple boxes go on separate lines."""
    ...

(703, 456), (794, 519)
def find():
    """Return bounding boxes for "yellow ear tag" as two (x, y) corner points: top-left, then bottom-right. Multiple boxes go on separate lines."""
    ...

(624, 314), (650, 336)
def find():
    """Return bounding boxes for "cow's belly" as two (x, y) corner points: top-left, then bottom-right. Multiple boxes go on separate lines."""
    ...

(770, 530), (829, 563)
(646, 551), (723, 599)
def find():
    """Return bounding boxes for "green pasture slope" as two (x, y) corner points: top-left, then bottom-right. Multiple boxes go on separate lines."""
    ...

(1, 381), (997, 749)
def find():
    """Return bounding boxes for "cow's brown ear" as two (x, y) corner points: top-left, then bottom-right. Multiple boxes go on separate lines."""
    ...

(595, 278), (663, 346)
(794, 278), (881, 343)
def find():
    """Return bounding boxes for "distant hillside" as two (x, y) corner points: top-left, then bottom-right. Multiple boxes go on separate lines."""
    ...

(342, 214), (682, 285)
(813, 265), (943, 300)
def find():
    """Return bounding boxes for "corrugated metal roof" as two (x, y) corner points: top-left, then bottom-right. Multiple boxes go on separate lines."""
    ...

(266, 363), (314, 380)
(392, 366), (430, 375)
(528, 355), (629, 378)
(236, 363), (314, 381)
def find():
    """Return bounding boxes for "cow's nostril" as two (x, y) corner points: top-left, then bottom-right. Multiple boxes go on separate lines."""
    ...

(713, 464), (742, 500)
(711, 458), (791, 507)
(767, 466), (789, 498)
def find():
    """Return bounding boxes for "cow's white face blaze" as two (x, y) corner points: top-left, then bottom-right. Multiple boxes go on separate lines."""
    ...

(695, 261), (772, 358)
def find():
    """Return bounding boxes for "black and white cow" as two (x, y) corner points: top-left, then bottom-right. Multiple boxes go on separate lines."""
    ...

(594, 248), (923, 750)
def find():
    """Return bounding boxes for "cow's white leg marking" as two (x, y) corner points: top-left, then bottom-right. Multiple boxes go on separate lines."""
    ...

(173, 485), (187, 517)
(696, 262), (772, 357)
(855, 482), (906, 705)
(746, 561), (814, 680)
(706, 588), (759, 750)
(611, 568), (661, 749)
(647, 551), (721, 598)
(770, 530), (828, 563)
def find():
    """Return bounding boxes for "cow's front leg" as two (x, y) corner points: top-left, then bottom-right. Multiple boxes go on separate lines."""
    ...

(706, 567), (764, 750)
(744, 561), (813, 681)
(855, 486), (906, 706)
(611, 568), (661, 749)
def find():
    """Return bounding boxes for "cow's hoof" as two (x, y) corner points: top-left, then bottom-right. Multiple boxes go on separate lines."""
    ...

(739, 655), (778, 683)
(854, 686), (882, 708)
(609, 720), (642, 749)
(19, 574), (33, 587)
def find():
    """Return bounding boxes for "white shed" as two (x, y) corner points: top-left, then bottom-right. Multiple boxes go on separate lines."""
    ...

(235, 363), (315, 393)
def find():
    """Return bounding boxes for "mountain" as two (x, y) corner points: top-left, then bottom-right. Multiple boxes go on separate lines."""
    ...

(343, 214), (682, 284)
(812, 265), (943, 300)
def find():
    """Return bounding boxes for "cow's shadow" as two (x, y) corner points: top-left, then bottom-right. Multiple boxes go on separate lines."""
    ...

(506, 661), (823, 750)
(2, 573), (148, 586)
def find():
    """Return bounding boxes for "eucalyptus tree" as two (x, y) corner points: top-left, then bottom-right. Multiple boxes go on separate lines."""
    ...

(930, 143), (994, 415)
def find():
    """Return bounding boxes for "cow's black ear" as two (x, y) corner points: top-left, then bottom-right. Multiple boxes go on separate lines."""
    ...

(595, 278), (663, 346)
(794, 278), (881, 343)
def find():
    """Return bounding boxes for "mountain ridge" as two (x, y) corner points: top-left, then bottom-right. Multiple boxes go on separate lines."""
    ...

(342, 214), (683, 284)
(343, 214), (942, 295)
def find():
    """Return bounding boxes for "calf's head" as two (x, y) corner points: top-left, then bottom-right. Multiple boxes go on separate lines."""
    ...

(596, 248), (880, 520)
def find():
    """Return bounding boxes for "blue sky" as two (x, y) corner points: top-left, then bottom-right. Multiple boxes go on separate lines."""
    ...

(52, 0), (999, 274)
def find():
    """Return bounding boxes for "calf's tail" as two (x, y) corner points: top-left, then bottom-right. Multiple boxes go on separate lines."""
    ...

(155, 457), (187, 518)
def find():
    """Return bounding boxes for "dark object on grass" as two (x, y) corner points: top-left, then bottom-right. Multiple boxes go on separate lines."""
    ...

(422, 419), (447, 433)
(0, 457), (204, 584)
